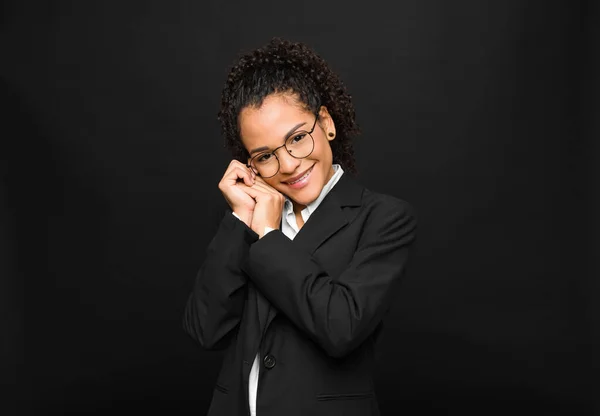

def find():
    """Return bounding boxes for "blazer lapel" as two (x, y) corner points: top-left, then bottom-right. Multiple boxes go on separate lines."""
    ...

(242, 282), (277, 379)
(255, 174), (364, 337)
(293, 173), (363, 255)
(242, 282), (261, 362)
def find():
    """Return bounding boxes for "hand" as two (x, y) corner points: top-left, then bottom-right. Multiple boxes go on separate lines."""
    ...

(242, 176), (285, 238)
(218, 160), (256, 227)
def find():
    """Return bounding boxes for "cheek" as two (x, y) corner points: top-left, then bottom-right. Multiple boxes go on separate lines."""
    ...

(315, 139), (333, 161)
(264, 177), (282, 189)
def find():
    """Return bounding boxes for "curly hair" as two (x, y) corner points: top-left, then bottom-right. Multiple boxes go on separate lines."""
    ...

(218, 38), (360, 175)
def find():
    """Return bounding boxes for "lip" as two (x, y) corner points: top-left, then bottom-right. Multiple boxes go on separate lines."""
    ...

(283, 165), (315, 184)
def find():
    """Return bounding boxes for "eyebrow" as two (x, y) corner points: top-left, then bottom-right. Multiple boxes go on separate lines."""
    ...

(249, 121), (308, 155)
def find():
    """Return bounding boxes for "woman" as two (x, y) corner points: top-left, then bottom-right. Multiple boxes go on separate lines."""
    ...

(183, 38), (417, 416)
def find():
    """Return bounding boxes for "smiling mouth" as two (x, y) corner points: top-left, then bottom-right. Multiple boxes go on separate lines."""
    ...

(285, 165), (314, 185)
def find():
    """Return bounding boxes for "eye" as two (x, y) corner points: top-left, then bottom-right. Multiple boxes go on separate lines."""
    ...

(256, 152), (273, 163)
(289, 132), (307, 144)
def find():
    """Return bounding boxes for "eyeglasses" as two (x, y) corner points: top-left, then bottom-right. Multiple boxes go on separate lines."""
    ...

(247, 113), (318, 178)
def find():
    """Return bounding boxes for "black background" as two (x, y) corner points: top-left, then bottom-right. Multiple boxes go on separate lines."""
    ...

(1, 1), (597, 415)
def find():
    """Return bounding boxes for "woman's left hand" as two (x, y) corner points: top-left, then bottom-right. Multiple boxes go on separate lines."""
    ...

(242, 177), (285, 238)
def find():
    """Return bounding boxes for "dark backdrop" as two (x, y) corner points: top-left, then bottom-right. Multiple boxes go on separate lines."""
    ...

(1, 1), (597, 415)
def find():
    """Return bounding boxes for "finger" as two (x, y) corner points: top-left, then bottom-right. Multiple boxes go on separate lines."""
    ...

(236, 182), (261, 199)
(225, 166), (254, 187)
(251, 177), (280, 193)
(225, 159), (252, 174)
(253, 175), (269, 185)
(238, 182), (280, 199)
(224, 160), (247, 177)
(250, 181), (280, 195)
(233, 160), (256, 180)
(250, 185), (286, 205)
(227, 159), (249, 169)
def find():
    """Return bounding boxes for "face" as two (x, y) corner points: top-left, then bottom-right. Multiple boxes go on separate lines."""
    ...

(239, 93), (336, 211)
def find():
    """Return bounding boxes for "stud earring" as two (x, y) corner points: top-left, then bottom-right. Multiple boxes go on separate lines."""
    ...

(328, 132), (335, 138)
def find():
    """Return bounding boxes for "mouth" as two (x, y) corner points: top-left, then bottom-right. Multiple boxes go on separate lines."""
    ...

(284, 165), (315, 188)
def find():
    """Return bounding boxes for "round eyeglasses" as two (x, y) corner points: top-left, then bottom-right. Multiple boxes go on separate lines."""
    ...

(247, 114), (318, 178)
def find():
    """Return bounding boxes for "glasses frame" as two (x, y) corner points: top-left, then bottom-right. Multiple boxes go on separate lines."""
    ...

(247, 112), (319, 178)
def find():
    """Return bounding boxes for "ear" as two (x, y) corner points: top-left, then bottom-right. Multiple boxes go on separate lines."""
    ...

(318, 105), (336, 141)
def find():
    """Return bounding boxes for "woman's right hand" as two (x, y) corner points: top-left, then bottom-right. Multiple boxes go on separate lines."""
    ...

(218, 160), (256, 227)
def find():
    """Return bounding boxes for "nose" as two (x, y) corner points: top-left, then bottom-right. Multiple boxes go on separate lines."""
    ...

(277, 149), (301, 174)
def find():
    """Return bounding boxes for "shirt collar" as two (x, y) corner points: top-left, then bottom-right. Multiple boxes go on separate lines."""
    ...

(283, 164), (344, 216)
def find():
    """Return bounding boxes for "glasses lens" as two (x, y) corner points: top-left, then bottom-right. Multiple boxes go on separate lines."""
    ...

(250, 133), (315, 178)
(251, 153), (279, 178)
(285, 132), (314, 159)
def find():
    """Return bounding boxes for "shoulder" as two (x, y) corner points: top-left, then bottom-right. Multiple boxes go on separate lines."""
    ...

(360, 185), (416, 223)
(329, 173), (417, 229)
(349, 184), (417, 247)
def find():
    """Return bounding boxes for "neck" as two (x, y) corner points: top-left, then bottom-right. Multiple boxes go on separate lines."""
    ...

(293, 202), (306, 215)
(292, 165), (336, 215)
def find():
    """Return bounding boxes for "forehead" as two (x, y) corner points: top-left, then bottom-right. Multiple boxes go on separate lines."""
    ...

(239, 94), (310, 148)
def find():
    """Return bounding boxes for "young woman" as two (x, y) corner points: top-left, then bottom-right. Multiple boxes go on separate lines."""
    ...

(183, 38), (417, 416)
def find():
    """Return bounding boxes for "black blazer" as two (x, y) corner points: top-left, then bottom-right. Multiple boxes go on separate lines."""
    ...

(183, 173), (416, 416)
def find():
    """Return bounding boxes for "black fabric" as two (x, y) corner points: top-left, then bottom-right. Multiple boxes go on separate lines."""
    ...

(183, 174), (416, 415)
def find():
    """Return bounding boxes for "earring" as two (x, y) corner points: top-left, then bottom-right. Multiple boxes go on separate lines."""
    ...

(328, 132), (335, 138)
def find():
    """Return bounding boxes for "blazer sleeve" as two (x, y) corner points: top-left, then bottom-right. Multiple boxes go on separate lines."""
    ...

(242, 198), (416, 358)
(182, 211), (259, 350)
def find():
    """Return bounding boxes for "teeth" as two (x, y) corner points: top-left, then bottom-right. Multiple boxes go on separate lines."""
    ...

(289, 168), (311, 184)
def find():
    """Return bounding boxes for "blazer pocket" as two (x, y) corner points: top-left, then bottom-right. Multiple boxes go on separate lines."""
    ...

(316, 392), (373, 401)
(207, 383), (231, 416)
(214, 383), (229, 394)
(214, 339), (237, 390)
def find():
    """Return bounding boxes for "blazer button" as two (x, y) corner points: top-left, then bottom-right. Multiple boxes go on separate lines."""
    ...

(263, 354), (276, 369)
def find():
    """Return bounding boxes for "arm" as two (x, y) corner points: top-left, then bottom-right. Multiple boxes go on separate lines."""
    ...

(243, 199), (416, 358)
(182, 211), (259, 350)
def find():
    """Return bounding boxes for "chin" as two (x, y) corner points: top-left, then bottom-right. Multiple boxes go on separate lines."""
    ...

(286, 181), (322, 206)
(277, 162), (331, 206)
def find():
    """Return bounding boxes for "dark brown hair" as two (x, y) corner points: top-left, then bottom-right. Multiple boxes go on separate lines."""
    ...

(218, 38), (359, 174)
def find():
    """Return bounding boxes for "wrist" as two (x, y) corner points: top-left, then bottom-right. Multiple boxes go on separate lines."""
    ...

(232, 211), (252, 228)
(260, 226), (277, 239)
